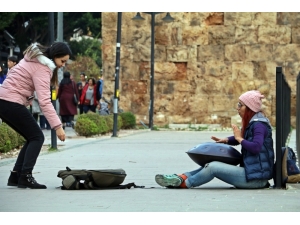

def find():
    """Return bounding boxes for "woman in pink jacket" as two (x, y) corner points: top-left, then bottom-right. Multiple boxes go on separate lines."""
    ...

(0, 42), (72, 189)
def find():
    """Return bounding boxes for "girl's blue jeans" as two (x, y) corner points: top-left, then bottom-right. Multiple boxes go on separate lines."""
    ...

(184, 161), (268, 189)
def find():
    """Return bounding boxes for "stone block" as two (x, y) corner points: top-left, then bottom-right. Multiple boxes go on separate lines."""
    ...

(292, 27), (300, 44)
(252, 12), (277, 26)
(224, 12), (253, 26)
(273, 44), (300, 62)
(167, 45), (197, 62)
(119, 60), (141, 80)
(258, 25), (291, 44)
(132, 43), (166, 62)
(254, 61), (278, 81)
(245, 44), (273, 61)
(277, 12), (300, 25)
(197, 61), (232, 78)
(232, 62), (254, 80)
(197, 45), (225, 61)
(225, 44), (246, 61)
(102, 44), (116, 61)
(208, 26), (235, 45)
(235, 26), (258, 44)
(182, 26), (208, 45)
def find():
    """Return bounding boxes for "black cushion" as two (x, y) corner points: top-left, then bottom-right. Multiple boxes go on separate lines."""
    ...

(186, 142), (242, 167)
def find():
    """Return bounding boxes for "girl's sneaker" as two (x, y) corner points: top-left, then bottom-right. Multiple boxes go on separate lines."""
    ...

(155, 174), (183, 188)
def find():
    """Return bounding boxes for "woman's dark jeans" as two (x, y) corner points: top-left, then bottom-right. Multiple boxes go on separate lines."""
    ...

(0, 99), (45, 173)
(83, 105), (96, 113)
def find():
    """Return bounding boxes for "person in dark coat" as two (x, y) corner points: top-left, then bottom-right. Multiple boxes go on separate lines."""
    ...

(57, 71), (79, 129)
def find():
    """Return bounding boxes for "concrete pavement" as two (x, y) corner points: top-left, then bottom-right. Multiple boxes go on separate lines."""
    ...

(0, 128), (299, 212)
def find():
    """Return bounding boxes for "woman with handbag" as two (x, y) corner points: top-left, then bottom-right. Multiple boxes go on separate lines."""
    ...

(79, 77), (98, 113)
(57, 71), (79, 129)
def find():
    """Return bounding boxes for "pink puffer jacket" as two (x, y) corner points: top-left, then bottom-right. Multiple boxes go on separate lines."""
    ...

(0, 46), (62, 130)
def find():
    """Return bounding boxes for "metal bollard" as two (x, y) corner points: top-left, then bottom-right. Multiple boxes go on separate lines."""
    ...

(51, 86), (57, 149)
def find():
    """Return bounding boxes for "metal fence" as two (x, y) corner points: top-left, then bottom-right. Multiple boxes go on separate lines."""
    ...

(275, 67), (291, 188)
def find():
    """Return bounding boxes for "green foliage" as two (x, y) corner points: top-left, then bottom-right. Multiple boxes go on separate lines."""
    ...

(17, 133), (26, 146)
(74, 112), (129, 137)
(120, 112), (136, 129)
(103, 115), (113, 132)
(74, 117), (99, 137)
(197, 125), (208, 131)
(117, 115), (123, 130)
(2, 12), (101, 53)
(0, 123), (25, 153)
(102, 115), (123, 132)
(152, 125), (159, 131)
(68, 38), (102, 68)
(163, 124), (170, 129)
(74, 112), (109, 136)
(0, 13), (18, 30)
(0, 124), (11, 153)
(64, 12), (101, 38)
(66, 55), (101, 80)
(4, 123), (19, 147)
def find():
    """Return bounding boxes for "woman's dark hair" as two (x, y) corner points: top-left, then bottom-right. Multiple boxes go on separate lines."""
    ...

(60, 71), (72, 86)
(23, 42), (73, 86)
(88, 77), (96, 85)
(46, 42), (72, 86)
(44, 42), (72, 60)
(241, 106), (256, 137)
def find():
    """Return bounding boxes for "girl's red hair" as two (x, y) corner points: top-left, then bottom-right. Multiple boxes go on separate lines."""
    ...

(241, 107), (256, 137)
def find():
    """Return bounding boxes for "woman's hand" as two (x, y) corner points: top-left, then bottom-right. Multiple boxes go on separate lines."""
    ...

(211, 136), (228, 144)
(56, 127), (66, 141)
(232, 124), (243, 143)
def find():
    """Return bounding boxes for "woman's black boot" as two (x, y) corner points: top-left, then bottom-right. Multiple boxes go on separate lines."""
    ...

(18, 173), (47, 189)
(7, 171), (20, 186)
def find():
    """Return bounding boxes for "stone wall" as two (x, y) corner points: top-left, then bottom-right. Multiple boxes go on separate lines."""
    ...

(102, 12), (299, 128)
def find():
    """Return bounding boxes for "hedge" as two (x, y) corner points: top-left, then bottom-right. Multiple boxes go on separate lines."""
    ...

(74, 111), (136, 136)
(0, 123), (26, 153)
(0, 111), (137, 153)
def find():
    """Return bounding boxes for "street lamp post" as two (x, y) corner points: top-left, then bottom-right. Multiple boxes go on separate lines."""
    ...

(132, 12), (174, 130)
(112, 12), (122, 137)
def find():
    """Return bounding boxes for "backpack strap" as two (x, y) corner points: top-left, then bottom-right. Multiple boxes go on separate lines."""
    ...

(85, 182), (145, 190)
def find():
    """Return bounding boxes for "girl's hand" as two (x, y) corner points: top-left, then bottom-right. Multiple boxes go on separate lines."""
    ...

(211, 136), (228, 144)
(56, 127), (66, 142)
(232, 124), (243, 143)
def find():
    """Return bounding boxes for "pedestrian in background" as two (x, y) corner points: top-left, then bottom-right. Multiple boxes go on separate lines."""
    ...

(0, 42), (72, 189)
(0, 64), (6, 86)
(57, 71), (79, 129)
(80, 77), (98, 113)
(96, 75), (103, 101)
(77, 72), (87, 114)
(6, 56), (18, 74)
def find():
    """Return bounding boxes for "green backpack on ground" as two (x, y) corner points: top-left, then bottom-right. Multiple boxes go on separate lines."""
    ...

(57, 167), (143, 190)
